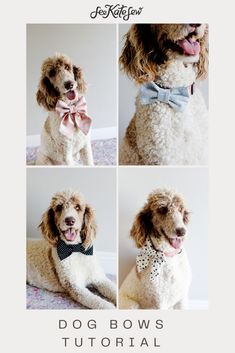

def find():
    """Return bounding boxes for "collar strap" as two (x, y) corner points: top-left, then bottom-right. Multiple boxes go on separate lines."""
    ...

(164, 249), (182, 257)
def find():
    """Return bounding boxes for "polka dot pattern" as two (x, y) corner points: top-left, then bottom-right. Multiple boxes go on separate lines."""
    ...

(136, 238), (165, 282)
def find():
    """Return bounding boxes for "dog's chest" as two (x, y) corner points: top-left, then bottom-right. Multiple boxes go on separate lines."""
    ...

(59, 252), (96, 284)
(140, 253), (191, 306)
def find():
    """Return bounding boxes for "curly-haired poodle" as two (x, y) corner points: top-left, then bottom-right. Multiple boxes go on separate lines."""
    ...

(36, 54), (93, 165)
(119, 188), (192, 309)
(27, 190), (116, 309)
(119, 24), (208, 165)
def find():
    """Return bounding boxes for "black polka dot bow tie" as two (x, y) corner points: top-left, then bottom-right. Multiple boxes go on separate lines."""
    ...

(57, 239), (93, 261)
(136, 237), (165, 282)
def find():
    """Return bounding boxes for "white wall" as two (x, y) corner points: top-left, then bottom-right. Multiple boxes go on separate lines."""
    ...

(27, 168), (116, 253)
(27, 24), (117, 135)
(119, 24), (209, 142)
(119, 167), (208, 301)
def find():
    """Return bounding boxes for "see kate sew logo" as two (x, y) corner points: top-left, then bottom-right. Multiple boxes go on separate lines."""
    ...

(90, 4), (144, 21)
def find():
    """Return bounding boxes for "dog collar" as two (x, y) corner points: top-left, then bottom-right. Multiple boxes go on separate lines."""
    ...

(57, 239), (93, 261)
(139, 81), (195, 112)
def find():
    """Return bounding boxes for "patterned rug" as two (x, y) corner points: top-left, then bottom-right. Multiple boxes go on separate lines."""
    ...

(26, 138), (116, 165)
(27, 274), (116, 310)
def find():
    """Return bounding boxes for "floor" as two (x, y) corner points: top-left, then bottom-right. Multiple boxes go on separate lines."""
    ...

(27, 274), (116, 309)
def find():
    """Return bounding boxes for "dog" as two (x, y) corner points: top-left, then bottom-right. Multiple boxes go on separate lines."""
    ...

(119, 24), (208, 165)
(27, 190), (116, 309)
(119, 188), (192, 309)
(36, 54), (93, 165)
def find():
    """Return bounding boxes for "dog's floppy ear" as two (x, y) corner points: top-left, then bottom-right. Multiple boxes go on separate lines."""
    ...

(130, 203), (153, 248)
(81, 204), (97, 249)
(36, 77), (60, 111)
(73, 65), (87, 94)
(39, 207), (59, 245)
(119, 24), (161, 84)
(196, 25), (208, 80)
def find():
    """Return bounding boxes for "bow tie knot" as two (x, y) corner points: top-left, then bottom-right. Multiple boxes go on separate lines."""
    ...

(139, 81), (192, 112)
(55, 96), (92, 138)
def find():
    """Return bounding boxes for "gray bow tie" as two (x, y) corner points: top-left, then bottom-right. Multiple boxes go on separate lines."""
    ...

(140, 81), (191, 112)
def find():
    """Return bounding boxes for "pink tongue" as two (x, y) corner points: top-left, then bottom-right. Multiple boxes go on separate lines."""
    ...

(170, 238), (183, 249)
(64, 228), (76, 241)
(66, 90), (75, 100)
(177, 38), (200, 55)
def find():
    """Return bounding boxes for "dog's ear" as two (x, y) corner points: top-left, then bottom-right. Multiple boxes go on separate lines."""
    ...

(130, 203), (153, 248)
(36, 77), (60, 111)
(38, 207), (59, 245)
(73, 65), (87, 94)
(183, 209), (190, 225)
(196, 25), (208, 80)
(119, 24), (161, 84)
(81, 204), (97, 249)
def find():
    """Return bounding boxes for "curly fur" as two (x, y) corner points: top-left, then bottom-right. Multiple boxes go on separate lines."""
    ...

(36, 54), (93, 166)
(119, 24), (208, 165)
(27, 190), (116, 309)
(119, 188), (192, 309)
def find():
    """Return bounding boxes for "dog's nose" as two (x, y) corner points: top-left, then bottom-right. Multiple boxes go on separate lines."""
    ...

(189, 23), (201, 28)
(176, 227), (186, 237)
(65, 217), (75, 226)
(64, 81), (74, 90)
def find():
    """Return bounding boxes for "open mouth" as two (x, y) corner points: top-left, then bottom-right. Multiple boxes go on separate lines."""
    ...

(168, 32), (200, 56)
(62, 228), (78, 242)
(66, 90), (76, 101)
(176, 34), (200, 56)
(160, 228), (184, 249)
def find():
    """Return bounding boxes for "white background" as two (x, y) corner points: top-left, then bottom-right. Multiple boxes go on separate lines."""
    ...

(119, 24), (209, 142)
(119, 167), (208, 301)
(1, 0), (235, 352)
(27, 167), (116, 252)
(27, 24), (117, 135)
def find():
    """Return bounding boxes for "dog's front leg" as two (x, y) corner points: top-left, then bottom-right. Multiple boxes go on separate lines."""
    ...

(92, 276), (117, 305)
(173, 297), (188, 310)
(63, 280), (115, 309)
(80, 139), (94, 166)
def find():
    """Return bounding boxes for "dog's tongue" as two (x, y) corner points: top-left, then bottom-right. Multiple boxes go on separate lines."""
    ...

(170, 237), (183, 249)
(177, 38), (200, 55)
(66, 90), (76, 100)
(64, 228), (76, 241)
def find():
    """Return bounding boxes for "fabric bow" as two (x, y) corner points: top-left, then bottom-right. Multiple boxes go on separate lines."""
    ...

(55, 96), (92, 138)
(136, 238), (165, 282)
(57, 239), (93, 261)
(139, 81), (190, 112)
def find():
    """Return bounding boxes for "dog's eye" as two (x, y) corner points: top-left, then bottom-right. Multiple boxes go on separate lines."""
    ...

(64, 64), (70, 70)
(158, 206), (168, 215)
(75, 204), (81, 211)
(48, 68), (56, 77)
(55, 204), (63, 212)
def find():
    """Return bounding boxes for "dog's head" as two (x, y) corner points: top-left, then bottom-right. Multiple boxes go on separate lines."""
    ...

(120, 24), (208, 83)
(36, 54), (86, 111)
(39, 190), (96, 249)
(130, 188), (190, 251)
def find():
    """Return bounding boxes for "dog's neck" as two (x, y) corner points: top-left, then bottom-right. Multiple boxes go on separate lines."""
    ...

(155, 59), (197, 89)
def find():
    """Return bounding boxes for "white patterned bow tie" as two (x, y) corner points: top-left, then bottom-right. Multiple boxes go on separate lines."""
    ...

(136, 238), (165, 282)
(140, 81), (194, 112)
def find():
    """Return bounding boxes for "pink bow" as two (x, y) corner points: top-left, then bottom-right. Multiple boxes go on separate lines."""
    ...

(55, 96), (92, 138)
